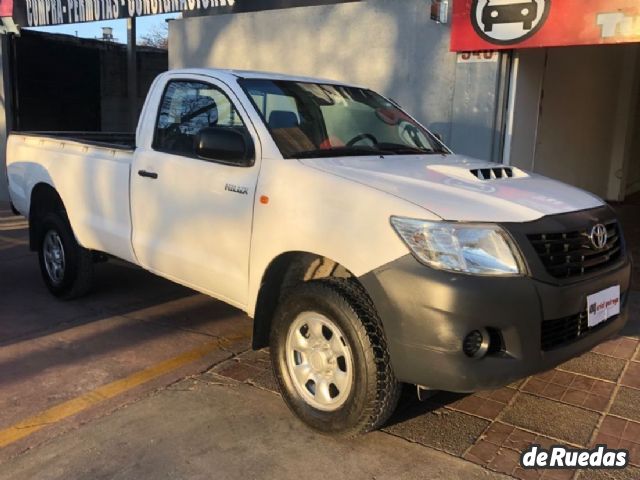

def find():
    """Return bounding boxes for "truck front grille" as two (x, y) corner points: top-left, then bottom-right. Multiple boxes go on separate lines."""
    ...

(528, 221), (622, 279)
(541, 311), (616, 351)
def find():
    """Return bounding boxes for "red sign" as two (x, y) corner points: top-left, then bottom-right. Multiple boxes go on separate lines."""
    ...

(0, 0), (13, 18)
(451, 0), (640, 51)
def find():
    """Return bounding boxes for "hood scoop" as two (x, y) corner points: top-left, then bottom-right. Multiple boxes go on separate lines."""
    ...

(427, 164), (529, 182)
(471, 167), (514, 180)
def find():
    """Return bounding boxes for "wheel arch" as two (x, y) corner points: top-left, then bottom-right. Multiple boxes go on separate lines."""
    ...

(28, 183), (67, 251)
(251, 251), (369, 349)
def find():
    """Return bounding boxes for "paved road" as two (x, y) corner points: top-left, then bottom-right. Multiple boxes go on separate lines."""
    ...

(0, 204), (252, 463)
(0, 374), (504, 480)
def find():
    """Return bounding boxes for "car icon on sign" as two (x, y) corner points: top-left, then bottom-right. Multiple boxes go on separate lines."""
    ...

(482, 0), (538, 32)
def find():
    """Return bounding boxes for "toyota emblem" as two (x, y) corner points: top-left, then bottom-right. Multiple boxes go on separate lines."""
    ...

(589, 224), (608, 250)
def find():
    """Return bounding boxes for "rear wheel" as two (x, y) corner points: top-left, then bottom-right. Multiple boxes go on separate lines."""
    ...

(270, 278), (400, 436)
(37, 212), (94, 300)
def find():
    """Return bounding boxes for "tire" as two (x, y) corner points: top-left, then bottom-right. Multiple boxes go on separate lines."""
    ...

(270, 277), (400, 436)
(37, 212), (94, 300)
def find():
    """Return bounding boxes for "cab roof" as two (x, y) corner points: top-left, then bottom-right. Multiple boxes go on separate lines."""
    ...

(168, 68), (364, 88)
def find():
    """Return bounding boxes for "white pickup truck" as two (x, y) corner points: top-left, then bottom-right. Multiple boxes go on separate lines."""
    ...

(7, 69), (631, 435)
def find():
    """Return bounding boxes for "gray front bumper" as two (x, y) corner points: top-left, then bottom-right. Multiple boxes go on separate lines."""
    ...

(360, 254), (632, 392)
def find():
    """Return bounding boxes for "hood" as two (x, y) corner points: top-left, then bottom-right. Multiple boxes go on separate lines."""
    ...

(299, 154), (604, 223)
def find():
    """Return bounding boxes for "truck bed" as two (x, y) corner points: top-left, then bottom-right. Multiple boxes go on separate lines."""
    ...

(14, 131), (135, 151)
(7, 130), (137, 263)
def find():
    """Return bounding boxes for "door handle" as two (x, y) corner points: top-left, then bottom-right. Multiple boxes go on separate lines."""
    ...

(138, 170), (158, 179)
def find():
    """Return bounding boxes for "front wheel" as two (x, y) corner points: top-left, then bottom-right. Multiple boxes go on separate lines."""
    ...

(270, 278), (400, 436)
(37, 212), (94, 300)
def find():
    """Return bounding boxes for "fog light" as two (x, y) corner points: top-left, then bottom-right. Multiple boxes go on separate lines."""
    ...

(463, 329), (490, 358)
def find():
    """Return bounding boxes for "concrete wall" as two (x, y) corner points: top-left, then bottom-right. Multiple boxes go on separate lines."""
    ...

(450, 54), (507, 161)
(169, 0), (504, 156)
(510, 44), (639, 200)
(534, 46), (625, 198)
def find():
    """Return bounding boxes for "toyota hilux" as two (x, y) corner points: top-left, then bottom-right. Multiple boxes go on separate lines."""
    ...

(6, 68), (631, 435)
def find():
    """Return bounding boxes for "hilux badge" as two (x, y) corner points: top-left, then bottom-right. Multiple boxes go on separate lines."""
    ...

(589, 224), (608, 250)
(225, 183), (249, 195)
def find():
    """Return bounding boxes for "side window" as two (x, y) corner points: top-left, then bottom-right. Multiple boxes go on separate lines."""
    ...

(154, 80), (247, 157)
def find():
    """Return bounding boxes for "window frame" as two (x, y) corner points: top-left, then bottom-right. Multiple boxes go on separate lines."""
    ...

(151, 78), (253, 165)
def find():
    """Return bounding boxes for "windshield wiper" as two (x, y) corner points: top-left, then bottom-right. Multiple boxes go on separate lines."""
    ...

(375, 143), (436, 155)
(292, 142), (446, 159)
(293, 146), (388, 159)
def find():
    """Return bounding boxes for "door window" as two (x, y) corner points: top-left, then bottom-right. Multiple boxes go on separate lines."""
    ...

(154, 80), (247, 157)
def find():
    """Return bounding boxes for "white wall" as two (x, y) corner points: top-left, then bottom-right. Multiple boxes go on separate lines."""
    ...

(510, 44), (639, 200)
(169, 0), (504, 156)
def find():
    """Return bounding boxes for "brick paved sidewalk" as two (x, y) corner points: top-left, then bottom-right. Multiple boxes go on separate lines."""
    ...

(212, 294), (640, 480)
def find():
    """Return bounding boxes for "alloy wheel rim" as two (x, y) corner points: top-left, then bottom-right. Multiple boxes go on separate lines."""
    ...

(43, 230), (65, 285)
(285, 311), (354, 412)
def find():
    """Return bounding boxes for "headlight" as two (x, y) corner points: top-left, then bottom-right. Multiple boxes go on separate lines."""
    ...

(390, 217), (524, 276)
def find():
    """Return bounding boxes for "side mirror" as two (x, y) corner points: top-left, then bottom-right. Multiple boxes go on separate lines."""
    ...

(195, 127), (254, 167)
(432, 132), (444, 142)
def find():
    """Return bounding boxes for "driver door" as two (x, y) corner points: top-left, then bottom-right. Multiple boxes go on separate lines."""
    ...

(130, 77), (259, 307)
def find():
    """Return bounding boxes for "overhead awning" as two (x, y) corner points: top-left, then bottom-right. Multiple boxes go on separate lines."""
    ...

(452, 0), (640, 52)
(9, 0), (358, 28)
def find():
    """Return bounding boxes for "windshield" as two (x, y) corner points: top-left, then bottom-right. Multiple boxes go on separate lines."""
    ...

(239, 79), (447, 159)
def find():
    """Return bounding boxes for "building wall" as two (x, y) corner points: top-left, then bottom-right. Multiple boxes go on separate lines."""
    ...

(534, 46), (625, 199)
(169, 0), (505, 159)
(450, 53), (507, 162)
(510, 44), (639, 201)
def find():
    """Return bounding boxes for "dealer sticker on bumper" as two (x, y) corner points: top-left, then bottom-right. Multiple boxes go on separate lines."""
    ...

(587, 286), (620, 328)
